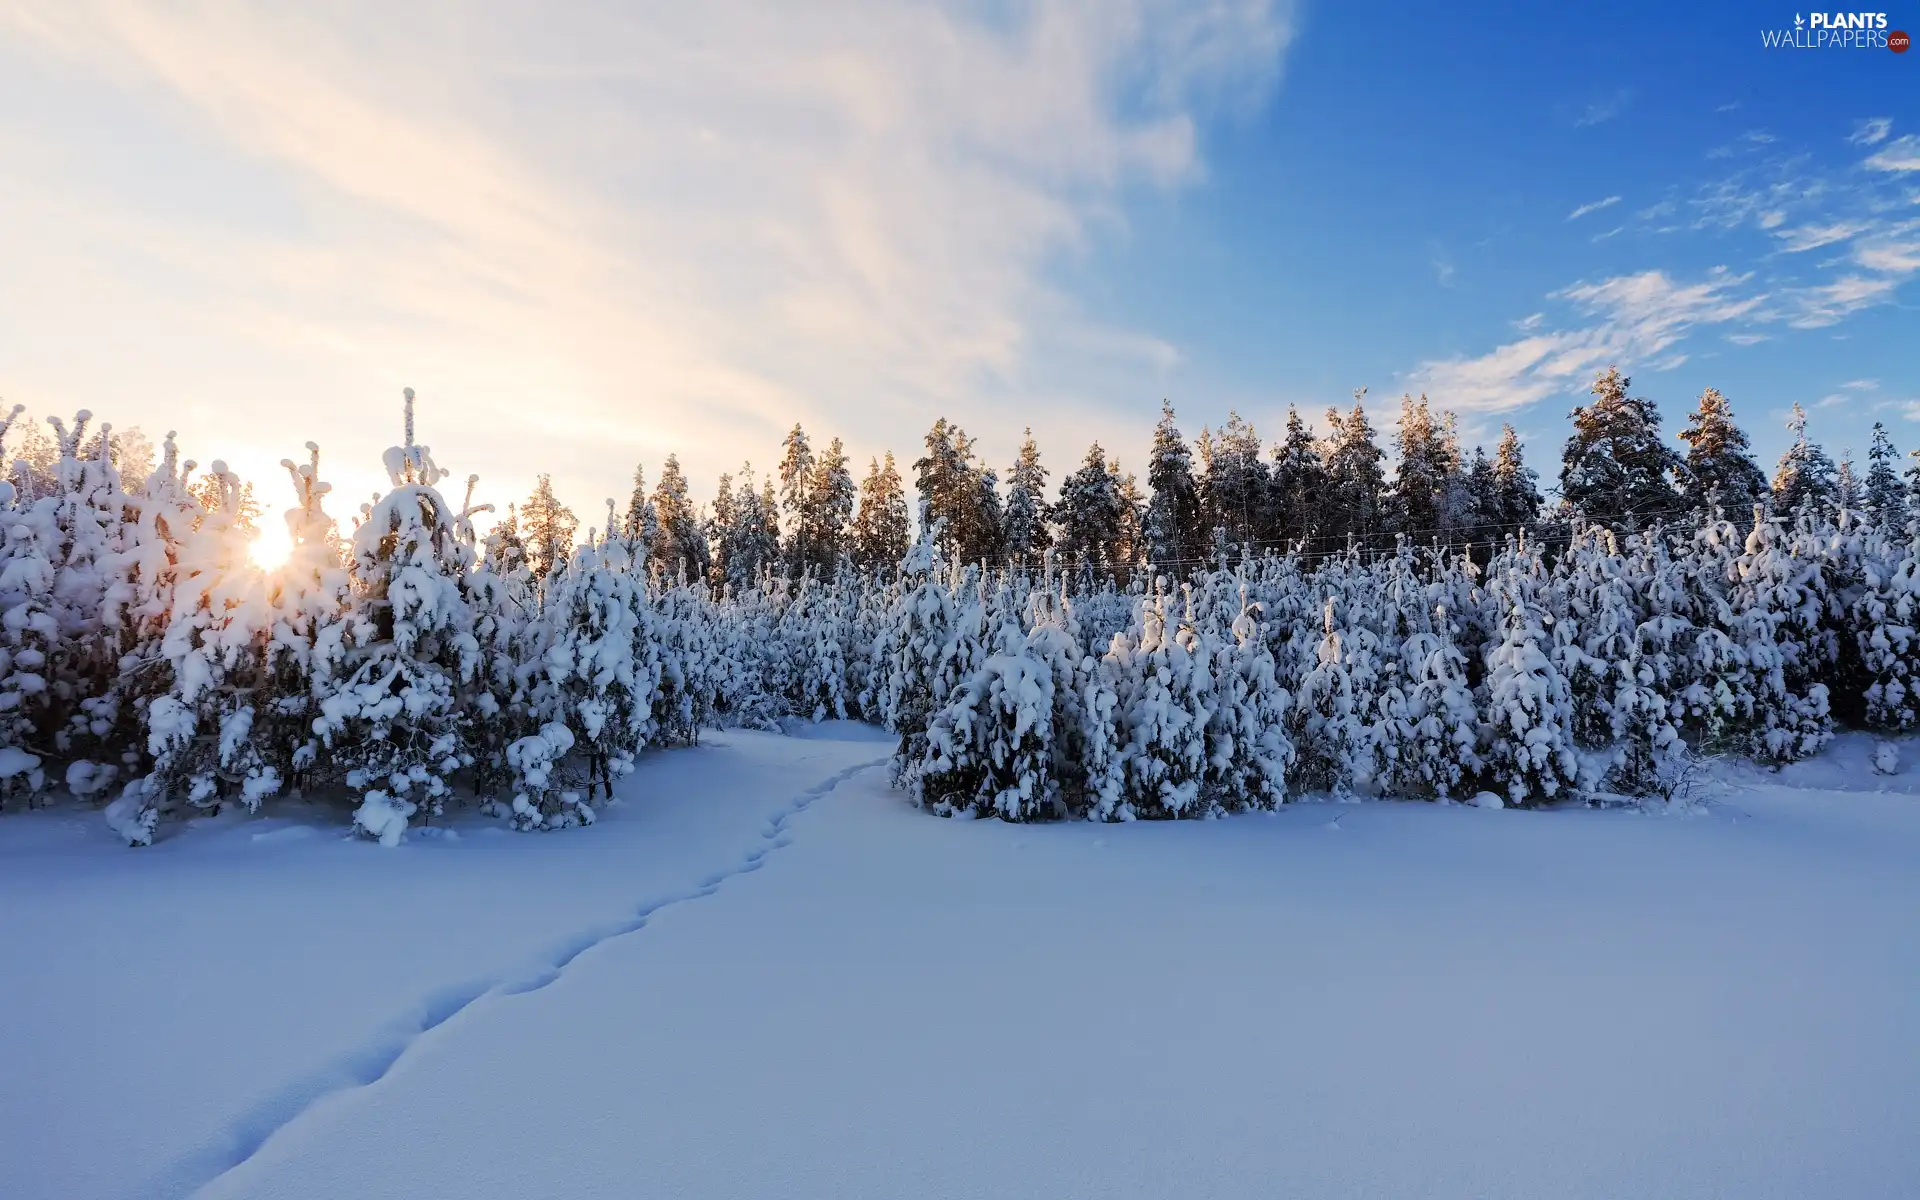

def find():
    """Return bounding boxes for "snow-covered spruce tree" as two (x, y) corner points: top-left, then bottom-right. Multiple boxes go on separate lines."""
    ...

(1105, 581), (1212, 819)
(1672, 518), (1757, 750)
(881, 531), (958, 787)
(784, 574), (850, 722)
(1024, 563), (1121, 818)
(0, 406), (57, 804)
(1864, 422), (1904, 529)
(650, 570), (720, 745)
(1854, 519), (1920, 730)
(1725, 507), (1833, 765)
(1555, 528), (1641, 759)
(316, 390), (481, 846)
(528, 529), (657, 826)
(1677, 387), (1769, 521)
(1203, 581), (1293, 810)
(40, 411), (140, 799)
(1480, 549), (1578, 807)
(1001, 428), (1052, 572)
(1144, 402), (1203, 574)
(1288, 595), (1362, 797)
(462, 482), (538, 808)
(1560, 367), (1683, 533)
(914, 596), (1059, 821)
(1391, 603), (1483, 800)
(260, 445), (356, 797)
(124, 461), (280, 842)
(1772, 402), (1838, 518)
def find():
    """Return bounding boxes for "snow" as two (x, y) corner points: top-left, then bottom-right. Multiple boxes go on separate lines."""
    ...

(3, 724), (1916, 1199)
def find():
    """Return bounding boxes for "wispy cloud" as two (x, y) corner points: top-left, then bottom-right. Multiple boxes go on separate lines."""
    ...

(1774, 220), (1872, 253)
(1842, 379), (1880, 391)
(1726, 332), (1770, 346)
(1715, 101), (1741, 114)
(1785, 275), (1899, 328)
(1406, 268), (1763, 412)
(1567, 195), (1621, 221)
(1708, 129), (1779, 160)
(0, 0), (1297, 509)
(1867, 135), (1920, 172)
(1591, 225), (1624, 243)
(1850, 117), (1893, 147)
(1573, 89), (1633, 129)
(1855, 237), (1920, 274)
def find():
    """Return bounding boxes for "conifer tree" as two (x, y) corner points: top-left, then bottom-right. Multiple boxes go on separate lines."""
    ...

(777, 422), (815, 569)
(851, 452), (910, 570)
(800, 435), (856, 574)
(1865, 422), (1904, 527)
(1834, 451), (1863, 515)
(520, 473), (578, 582)
(913, 419), (1001, 564)
(1054, 443), (1125, 577)
(1560, 367), (1683, 532)
(621, 462), (659, 557)
(1199, 411), (1270, 550)
(1270, 405), (1328, 546)
(1771, 402), (1838, 517)
(1323, 392), (1388, 544)
(1481, 547), (1578, 806)
(1001, 428), (1052, 570)
(320, 389), (481, 846)
(649, 453), (708, 583)
(1144, 401), (1203, 571)
(1490, 424), (1542, 532)
(1677, 387), (1768, 519)
(1389, 393), (1459, 540)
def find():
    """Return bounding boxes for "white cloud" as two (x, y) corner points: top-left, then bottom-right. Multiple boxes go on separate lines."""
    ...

(1850, 117), (1893, 146)
(1785, 275), (1898, 328)
(1774, 220), (1871, 252)
(1842, 379), (1880, 391)
(0, 0), (1295, 513)
(1591, 226), (1624, 243)
(1567, 195), (1621, 221)
(1726, 333), (1770, 346)
(1854, 237), (1920, 274)
(1867, 135), (1920, 172)
(1574, 89), (1633, 128)
(1406, 268), (1763, 413)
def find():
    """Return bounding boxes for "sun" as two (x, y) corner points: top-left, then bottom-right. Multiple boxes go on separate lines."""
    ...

(249, 526), (293, 571)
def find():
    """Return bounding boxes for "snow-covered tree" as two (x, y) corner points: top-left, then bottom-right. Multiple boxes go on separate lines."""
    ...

(1054, 443), (1124, 577)
(1561, 367), (1683, 532)
(318, 390), (481, 846)
(1678, 387), (1768, 521)
(1864, 423), (1904, 528)
(1481, 547), (1578, 806)
(1772, 403), (1839, 517)
(1105, 583), (1211, 818)
(1144, 402), (1203, 573)
(1001, 429), (1052, 571)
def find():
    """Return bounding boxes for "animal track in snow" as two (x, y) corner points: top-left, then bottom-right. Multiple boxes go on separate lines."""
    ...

(171, 756), (884, 1199)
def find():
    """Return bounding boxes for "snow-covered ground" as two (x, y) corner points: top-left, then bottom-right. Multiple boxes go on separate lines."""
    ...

(5, 726), (1917, 1199)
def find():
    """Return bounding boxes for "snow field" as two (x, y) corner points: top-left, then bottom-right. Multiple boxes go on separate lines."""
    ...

(7, 725), (1916, 1199)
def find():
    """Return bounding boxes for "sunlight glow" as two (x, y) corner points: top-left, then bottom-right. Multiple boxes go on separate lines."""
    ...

(250, 525), (293, 571)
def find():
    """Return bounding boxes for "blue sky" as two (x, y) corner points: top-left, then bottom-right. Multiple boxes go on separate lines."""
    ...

(0, 1), (1913, 536)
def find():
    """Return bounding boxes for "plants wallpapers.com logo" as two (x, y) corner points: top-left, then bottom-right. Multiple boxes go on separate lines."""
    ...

(1760, 11), (1909, 49)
